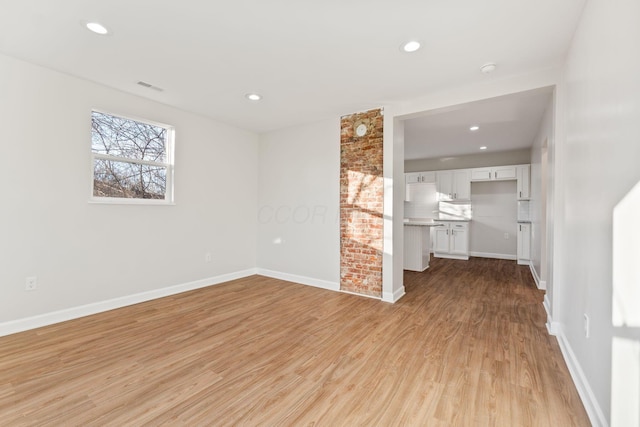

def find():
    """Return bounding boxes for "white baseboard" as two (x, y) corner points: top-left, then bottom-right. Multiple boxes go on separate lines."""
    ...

(543, 294), (560, 335)
(0, 269), (258, 338)
(529, 262), (546, 290)
(469, 251), (517, 260)
(434, 253), (470, 260)
(256, 269), (404, 303)
(543, 294), (552, 318)
(256, 269), (340, 292)
(341, 289), (383, 300)
(555, 326), (609, 427)
(382, 286), (406, 303)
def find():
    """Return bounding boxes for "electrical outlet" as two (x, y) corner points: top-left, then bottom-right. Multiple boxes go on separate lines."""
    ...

(504, 233), (509, 239)
(25, 276), (37, 291)
(584, 314), (590, 338)
(205, 252), (212, 263)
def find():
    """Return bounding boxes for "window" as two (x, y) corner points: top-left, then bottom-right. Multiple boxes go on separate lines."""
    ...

(90, 110), (174, 203)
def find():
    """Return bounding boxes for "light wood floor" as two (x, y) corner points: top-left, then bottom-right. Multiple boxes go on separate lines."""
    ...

(0, 257), (590, 426)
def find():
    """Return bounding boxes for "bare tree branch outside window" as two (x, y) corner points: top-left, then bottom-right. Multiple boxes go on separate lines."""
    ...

(91, 111), (172, 200)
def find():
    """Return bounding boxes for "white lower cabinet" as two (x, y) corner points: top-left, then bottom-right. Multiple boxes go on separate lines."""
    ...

(404, 225), (430, 271)
(517, 222), (531, 265)
(434, 221), (469, 260)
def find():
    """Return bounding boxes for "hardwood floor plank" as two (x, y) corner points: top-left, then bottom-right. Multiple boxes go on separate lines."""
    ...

(0, 259), (590, 426)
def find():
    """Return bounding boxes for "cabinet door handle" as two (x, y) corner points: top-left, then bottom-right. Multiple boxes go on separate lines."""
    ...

(446, 229), (449, 235)
(454, 193), (457, 199)
(519, 191), (522, 198)
(519, 225), (522, 231)
(494, 171), (497, 179)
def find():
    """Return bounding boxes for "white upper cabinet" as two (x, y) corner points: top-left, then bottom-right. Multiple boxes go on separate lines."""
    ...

(470, 165), (517, 181)
(516, 164), (530, 200)
(412, 164), (528, 201)
(436, 171), (453, 200)
(405, 171), (436, 185)
(453, 170), (471, 200)
(436, 170), (470, 201)
(470, 168), (492, 181)
(494, 166), (518, 180)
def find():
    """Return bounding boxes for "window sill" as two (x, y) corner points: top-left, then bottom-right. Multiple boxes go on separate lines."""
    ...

(88, 197), (175, 206)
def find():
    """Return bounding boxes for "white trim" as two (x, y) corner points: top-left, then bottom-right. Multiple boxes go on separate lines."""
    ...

(555, 326), (609, 427)
(382, 286), (406, 303)
(341, 289), (382, 300)
(90, 109), (175, 204)
(546, 320), (561, 336)
(543, 294), (559, 335)
(469, 251), (517, 260)
(93, 152), (170, 168)
(0, 269), (258, 338)
(88, 197), (175, 206)
(434, 253), (469, 260)
(529, 262), (546, 290)
(543, 294), (552, 318)
(256, 269), (399, 302)
(256, 269), (340, 292)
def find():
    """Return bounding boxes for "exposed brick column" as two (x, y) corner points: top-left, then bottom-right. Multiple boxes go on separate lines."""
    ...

(340, 109), (384, 297)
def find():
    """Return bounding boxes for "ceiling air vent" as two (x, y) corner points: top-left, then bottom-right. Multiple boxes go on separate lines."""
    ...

(136, 81), (163, 92)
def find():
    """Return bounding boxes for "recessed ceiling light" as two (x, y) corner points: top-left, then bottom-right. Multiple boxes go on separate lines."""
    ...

(245, 93), (262, 101)
(469, 125), (480, 131)
(480, 63), (497, 73)
(401, 41), (421, 53)
(480, 146), (488, 150)
(85, 22), (110, 35)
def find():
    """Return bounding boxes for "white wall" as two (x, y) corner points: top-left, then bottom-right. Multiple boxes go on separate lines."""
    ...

(257, 119), (340, 287)
(0, 53), (259, 325)
(469, 181), (517, 258)
(405, 148), (531, 172)
(554, 0), (640, 424)
(530, 99), (553, 286)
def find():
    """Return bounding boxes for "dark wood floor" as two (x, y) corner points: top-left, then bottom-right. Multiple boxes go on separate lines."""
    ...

(0, 257), (590, 426)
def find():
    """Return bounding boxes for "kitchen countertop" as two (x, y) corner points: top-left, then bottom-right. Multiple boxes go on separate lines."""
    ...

(403, 218), (442, 226)
(404, 215), (471, 225)
(434, 214), (470, 222)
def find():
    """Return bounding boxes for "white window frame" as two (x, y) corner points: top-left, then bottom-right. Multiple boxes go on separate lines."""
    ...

(89, 109), (175, 205)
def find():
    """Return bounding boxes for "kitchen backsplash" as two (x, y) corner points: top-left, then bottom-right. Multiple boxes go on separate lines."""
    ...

(404, 182), (438, 218)
(405, 200), (473, 219)
(438, 201), (472, 219)
(404, 201), (437, 218)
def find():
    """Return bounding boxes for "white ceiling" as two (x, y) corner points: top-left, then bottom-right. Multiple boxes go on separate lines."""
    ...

(403, 87), (554, 160)
(0, 1), (585, 133)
